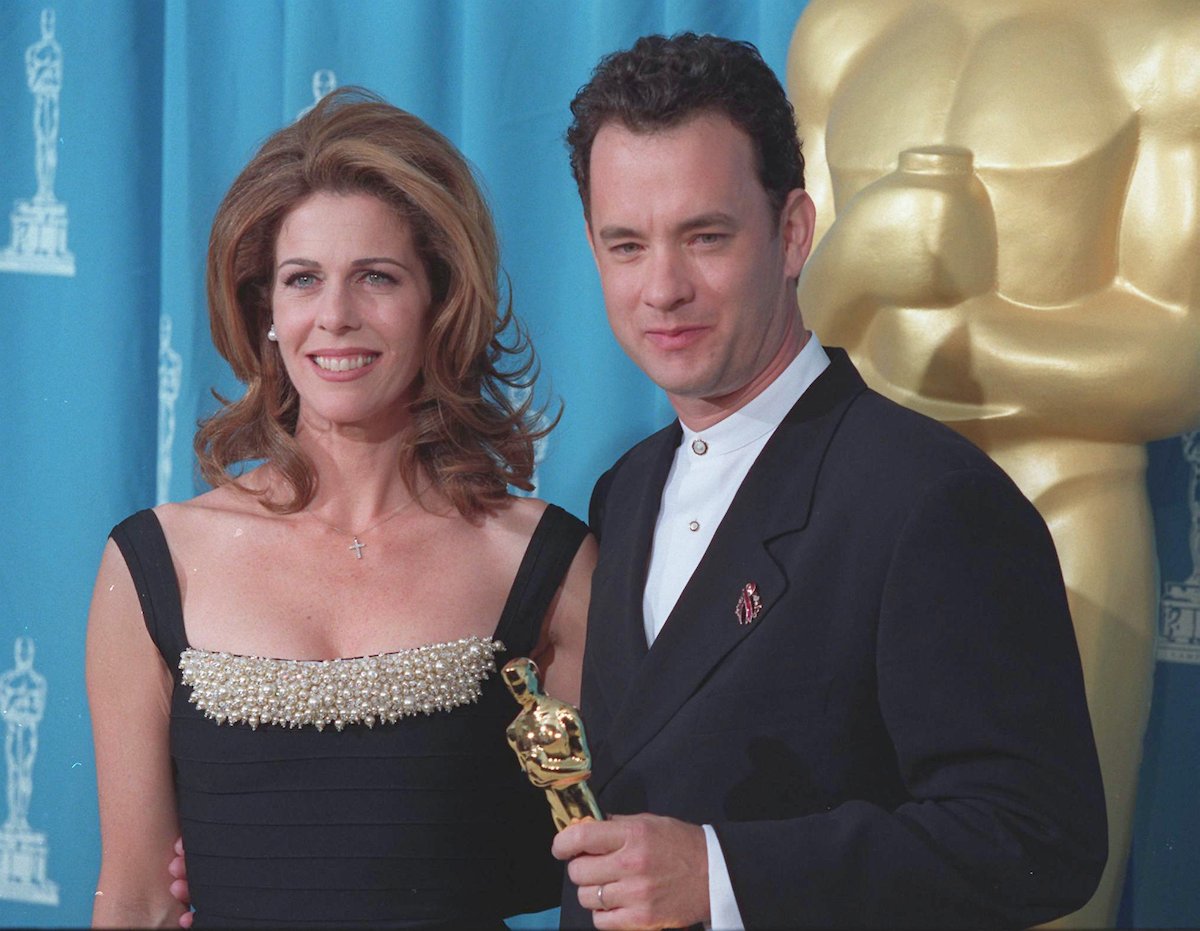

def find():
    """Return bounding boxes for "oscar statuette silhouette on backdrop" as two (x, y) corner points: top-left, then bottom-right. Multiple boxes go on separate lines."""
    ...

(789, 2), (1200, 924)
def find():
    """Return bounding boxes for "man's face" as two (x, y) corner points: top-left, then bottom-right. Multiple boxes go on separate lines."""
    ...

(586, 112), (814, 420)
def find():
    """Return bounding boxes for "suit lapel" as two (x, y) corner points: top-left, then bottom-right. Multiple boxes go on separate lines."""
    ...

(592, 350), (867, 791)
(585, 422), (681, 726)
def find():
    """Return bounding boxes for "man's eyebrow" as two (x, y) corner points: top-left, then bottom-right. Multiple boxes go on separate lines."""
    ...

(596, 213), (738, 243)
(678, 212), (738, 233)
(596, 225), (640, 242)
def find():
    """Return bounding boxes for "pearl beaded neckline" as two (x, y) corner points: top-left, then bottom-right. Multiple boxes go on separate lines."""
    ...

(178, 636), (505, 732)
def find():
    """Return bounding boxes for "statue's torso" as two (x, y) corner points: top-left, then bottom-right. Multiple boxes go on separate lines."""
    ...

(826, 5), (1138, 306)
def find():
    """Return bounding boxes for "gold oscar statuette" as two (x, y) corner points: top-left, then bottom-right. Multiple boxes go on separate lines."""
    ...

(502, 657), (603, 832)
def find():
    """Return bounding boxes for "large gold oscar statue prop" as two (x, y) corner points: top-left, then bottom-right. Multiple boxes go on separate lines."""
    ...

(790, 2), (1200, 925)
(503, 658), (603, 832)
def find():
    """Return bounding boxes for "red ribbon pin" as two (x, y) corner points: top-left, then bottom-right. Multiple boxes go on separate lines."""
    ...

(735, 582), (762, 625)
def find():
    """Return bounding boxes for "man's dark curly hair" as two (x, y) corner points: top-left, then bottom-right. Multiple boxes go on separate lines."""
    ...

(566, 32), (805, 219)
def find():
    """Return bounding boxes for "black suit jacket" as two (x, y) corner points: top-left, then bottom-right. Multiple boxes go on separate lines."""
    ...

(563, 350), (1106, 929)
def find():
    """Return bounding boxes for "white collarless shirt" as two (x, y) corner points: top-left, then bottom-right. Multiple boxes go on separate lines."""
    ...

(640, 334), (830, 930)
(642, 334), (830, 643)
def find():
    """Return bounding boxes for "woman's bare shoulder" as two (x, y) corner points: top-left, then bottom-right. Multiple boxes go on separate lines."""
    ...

(153, 469), (278, 542)
(493, 495), (552, 538)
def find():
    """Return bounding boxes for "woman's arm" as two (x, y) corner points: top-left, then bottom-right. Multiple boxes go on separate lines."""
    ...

(86, 538), (188, 928)
(532, 534), (596, 708)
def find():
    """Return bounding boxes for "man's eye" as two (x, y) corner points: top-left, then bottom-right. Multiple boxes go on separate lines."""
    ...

(612, 242), (641, 257)
(693, 232), (725, 246)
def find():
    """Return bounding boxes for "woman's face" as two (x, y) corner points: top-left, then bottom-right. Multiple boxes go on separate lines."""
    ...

(271, 190), (434, 435)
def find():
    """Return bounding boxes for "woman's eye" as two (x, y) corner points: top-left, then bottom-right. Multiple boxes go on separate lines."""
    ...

(283, 272), (317, 288)
(362, 270), (397, 285)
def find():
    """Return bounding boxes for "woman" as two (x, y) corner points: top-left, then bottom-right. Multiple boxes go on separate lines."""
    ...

(86, 89), (593, 928)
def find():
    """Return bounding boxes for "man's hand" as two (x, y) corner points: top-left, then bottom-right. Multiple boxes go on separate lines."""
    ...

(552, 813), (709, 930)
(168, 837), (192, 929)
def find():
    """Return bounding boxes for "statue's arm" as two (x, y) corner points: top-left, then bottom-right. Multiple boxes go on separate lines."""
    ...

(960, 82), (1200, 439)
(559, 713), (591, 765)
(962, 26), (1200, 438)
(87, 539), (188, 929)
(1114, 10), (1200, 314)
(962, 290), (1200, 441)
(25, 673), (48, 715)
(527, 712), (590, 774)
(801, 114), (1200, 438)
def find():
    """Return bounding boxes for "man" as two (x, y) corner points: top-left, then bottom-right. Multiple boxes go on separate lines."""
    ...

(552, 33), (1106, 930)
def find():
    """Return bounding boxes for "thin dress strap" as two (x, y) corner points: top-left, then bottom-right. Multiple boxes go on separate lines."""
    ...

(494, 504), (588, 658)
(110, 509), (187, 678)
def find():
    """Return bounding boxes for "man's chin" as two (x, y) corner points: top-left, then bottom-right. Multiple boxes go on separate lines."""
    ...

(655, 376), (716, 401)
(631, 355), (709, 395)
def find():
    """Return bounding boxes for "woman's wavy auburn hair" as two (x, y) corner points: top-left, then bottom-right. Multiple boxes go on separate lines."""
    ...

(196, 88), (550, 519)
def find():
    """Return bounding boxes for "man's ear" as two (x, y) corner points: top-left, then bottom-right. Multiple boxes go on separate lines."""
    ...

(781, 189), (817, 280)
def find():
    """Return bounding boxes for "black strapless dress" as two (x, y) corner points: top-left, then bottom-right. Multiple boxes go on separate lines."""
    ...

(111, 505), (587, 928)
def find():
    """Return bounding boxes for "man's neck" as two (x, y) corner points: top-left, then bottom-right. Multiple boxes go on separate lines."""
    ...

(670, 326), (810, 432)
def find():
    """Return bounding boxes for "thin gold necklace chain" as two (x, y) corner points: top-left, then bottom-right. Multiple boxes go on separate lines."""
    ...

(304, 495), (421, 560)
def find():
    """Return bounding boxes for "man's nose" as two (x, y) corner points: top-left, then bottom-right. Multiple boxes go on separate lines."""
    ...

(642, 248), (694, 312)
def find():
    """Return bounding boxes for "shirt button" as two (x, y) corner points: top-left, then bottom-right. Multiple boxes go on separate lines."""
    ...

(688, 520), (700, 532)
(691, 439), (708, 455)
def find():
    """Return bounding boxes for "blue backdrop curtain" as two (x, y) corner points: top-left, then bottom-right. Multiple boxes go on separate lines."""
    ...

(0, 1), (1195, 927)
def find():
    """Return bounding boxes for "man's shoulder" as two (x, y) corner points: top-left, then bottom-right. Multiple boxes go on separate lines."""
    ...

(783, 347), (1001, 481)
(832, 386), (1022, 505)
(588, 421), (680, 536)
(602, 421), (680, 479)
(849, 388), (996, 461)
